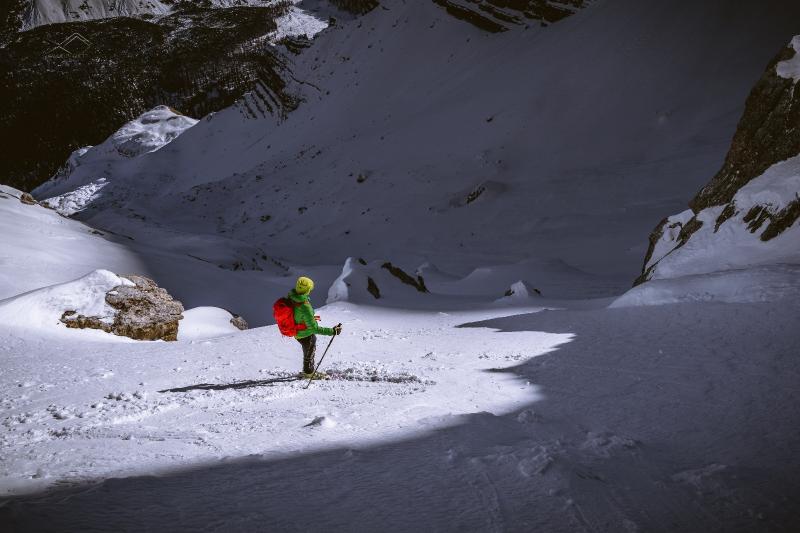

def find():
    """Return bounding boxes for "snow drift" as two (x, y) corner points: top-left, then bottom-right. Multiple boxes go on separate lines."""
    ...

(0, 270), (133, 338)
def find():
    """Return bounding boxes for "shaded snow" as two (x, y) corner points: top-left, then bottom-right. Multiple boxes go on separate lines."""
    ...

(31, 0), (800, 282)
(611, 265), (800, 307)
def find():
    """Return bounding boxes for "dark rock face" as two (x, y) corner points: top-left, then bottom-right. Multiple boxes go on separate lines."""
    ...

(691, 43), (800, 212)
(431, 0), (587, 33)
(366, 276), (381, 299)
(61, 275), (184, 341)
(0, 5), (297, 192)
(381, 262), (429, 293)
(329, 0), (380, 14)
(19, 193), (37, 205)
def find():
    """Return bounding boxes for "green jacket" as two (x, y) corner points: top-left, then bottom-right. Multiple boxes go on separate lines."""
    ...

(288, 289), (334, 339)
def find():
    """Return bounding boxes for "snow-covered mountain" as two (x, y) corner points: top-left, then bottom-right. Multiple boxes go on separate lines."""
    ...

(636, 35), (800, 285)
(32, 0), (800, 289)
(4, 0), (316, 32)
(0, 1), (332, 191)
(4, 3), (800, 530)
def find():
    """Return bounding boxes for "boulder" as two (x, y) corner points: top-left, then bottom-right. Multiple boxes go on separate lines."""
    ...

(19, 193), (37, 205)
(230, 314), (249, 331)
(61, 274), (184, 341)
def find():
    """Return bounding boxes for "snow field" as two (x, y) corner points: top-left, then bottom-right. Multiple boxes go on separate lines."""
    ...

(0, 302), (568, 496)
(2, 299), (798, 531)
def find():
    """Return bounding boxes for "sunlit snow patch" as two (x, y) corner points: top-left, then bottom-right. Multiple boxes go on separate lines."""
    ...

(111, 106), (199, 158)
(268, 3), (329, 43)
(41, 178), (109, 216)
(0, 269), (133, 337)
(178, 307), (243, 341)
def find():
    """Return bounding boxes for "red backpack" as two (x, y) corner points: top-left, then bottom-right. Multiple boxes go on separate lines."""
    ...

(273, 297), (307, 337)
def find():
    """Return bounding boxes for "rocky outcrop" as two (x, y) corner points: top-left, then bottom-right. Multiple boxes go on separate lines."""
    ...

(381, 262), (429, 293)
(329, 0), (380, 14)
(230, 314), (249, 330)
(431, 0), (588, 33)
(691, 38), (800, 212)
(19, 193), (37, 205)
(636, 36), (800, 285)
(327, 258), (431, 304)
(61, 275), (184, 341)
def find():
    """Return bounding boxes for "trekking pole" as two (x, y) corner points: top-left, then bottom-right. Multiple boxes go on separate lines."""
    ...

(304, 324), (342, 389)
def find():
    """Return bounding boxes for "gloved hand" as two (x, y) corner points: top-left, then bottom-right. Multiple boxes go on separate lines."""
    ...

(333, 324), (342, 336)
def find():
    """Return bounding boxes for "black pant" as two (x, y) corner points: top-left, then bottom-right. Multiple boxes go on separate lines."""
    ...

(297, 335), (317, 374)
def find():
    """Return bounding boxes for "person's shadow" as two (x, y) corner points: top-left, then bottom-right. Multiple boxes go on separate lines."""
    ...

(158, 376), (300, 393)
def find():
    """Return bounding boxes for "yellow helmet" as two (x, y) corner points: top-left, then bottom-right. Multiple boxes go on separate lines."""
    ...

(295, 276), (314, 295)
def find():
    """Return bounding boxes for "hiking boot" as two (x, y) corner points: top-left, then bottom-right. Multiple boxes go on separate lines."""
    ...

(298, 371), (329, 380)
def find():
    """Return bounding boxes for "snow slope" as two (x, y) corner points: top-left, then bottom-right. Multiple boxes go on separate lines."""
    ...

(35, 106), (199, 208)
(0, 270), (134, 337)
(0, 185), (145, 300)
(32, 0), (800, 285)
(1, 298), (798, 531)
(633, 34), (800, 290)
(642, 156), (800, 282)
(0, 183), (326, 327)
